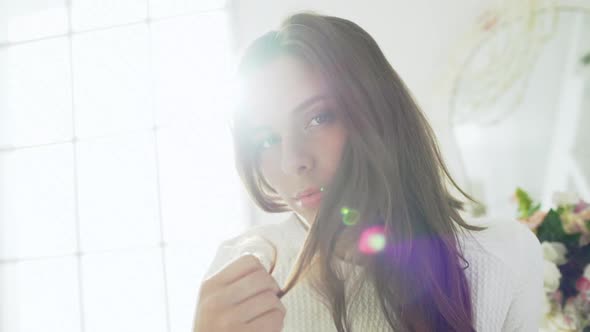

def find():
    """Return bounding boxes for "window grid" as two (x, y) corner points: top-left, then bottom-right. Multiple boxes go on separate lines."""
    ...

(0, 1), (235, 331)
(0, 6), (227, 50)
(145, 1), (172, 330)
(67, 2), (89, 329)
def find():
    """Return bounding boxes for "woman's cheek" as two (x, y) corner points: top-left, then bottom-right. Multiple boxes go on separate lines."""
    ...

(321, 128), (347, 170)
(258, 154), (282, 189)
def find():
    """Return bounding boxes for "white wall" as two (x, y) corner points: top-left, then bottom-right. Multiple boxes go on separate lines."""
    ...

(231, 0), (496, 110)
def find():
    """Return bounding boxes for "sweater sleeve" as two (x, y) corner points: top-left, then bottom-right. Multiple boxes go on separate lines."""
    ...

(501, 224), (544, 331)
(202, 239), (241, 281)
(202, 231), (278, 281)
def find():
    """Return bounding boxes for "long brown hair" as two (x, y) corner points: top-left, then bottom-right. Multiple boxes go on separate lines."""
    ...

(231, 11), (487, 332)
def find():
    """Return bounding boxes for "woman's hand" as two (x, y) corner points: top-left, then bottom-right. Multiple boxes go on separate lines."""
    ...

(193, 255), (286, 332)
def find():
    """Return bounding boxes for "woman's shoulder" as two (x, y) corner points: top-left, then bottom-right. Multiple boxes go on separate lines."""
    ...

(459, 216), (545, 329)
(460, 216), (541, 255)
(459, 215), (543, 286)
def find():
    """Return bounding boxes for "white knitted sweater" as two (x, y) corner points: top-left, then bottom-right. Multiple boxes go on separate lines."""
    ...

(204, 213), (544, 331)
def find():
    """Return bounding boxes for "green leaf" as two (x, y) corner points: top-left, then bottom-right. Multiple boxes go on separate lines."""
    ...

(527, 203), (541, 216)
(515, 187), (535, 219)
(582, 51), (590, 66)
(536, 209), (581, 247)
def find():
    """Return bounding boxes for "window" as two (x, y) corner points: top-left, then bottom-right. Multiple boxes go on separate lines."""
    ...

(0, 1), (247, 331)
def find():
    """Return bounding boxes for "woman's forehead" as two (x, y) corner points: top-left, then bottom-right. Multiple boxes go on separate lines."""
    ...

(240, 55), (328, 122)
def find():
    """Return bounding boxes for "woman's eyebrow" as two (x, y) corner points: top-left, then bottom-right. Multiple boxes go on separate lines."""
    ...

(289, 94), (329, 115)
(247, 94), (330, 134)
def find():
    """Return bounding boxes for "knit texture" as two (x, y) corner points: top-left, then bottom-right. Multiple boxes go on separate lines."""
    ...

(204, 213), (544, 332)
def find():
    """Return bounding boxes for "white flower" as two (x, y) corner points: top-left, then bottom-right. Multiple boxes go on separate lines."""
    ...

(542, 294), (552, 315)
(584, 264), (590, 280)
(545, 311), (578, 331)
(543, 260), (562, 293)
(542, 242), (568, 265)
(552, 192), (579, 207)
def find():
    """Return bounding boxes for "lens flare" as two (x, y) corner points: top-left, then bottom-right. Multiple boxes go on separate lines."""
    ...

(342, 208), (359, 226)
(358, 225), (386, 254)
(340, 206), (360, 226)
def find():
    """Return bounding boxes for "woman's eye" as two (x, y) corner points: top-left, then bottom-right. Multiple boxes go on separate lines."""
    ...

(258, 135), (280, 150)
(307, 112), (333, 128)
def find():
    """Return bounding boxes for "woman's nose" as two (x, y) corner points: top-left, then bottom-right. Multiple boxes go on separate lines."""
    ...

(280, 136), (314, 176)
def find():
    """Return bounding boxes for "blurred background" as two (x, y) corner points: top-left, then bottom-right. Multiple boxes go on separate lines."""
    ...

(0, 0), (588, 331)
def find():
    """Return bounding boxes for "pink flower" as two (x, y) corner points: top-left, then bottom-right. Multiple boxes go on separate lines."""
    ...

(519, 210), (547, 231)
(574, 200), (589, 213)
(577, 208), (590, 223)
(561, 211), (586, 235)
(576, 276), (590, 293)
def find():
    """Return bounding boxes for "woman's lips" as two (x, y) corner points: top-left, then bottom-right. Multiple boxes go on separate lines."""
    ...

(296, 190), (323, 208)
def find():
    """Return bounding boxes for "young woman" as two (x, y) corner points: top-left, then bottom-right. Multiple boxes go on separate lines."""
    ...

(193, 12), (543, 332)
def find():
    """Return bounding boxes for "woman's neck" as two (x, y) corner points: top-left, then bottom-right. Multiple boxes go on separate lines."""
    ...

(293, 212), (367, 266)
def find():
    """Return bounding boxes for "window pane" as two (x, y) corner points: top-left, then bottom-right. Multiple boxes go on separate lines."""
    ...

(149, 0), (226, 19)
(0, 144), (77, 259)
(82, 248), (168, 332)
(71, 0), (148, 32)
(0, 257), (81, 332)
(0, 0), (68, 43)
(165, 244), (216, 332)
(72, 24), (152, 138)
(157, 126), (247, 245)
(0, 38), (73, 147)
(151, 12), (233, 128)
(77, 132), (161, 252)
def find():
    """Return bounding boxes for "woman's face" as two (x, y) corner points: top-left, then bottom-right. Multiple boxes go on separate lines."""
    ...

(242, 55), (348, 225)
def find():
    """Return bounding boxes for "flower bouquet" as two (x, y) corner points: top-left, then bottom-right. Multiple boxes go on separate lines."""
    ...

(514, 188), (590, 331)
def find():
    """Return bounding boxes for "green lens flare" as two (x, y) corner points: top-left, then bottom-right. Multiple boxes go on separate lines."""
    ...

(341, 208), (359, 226)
